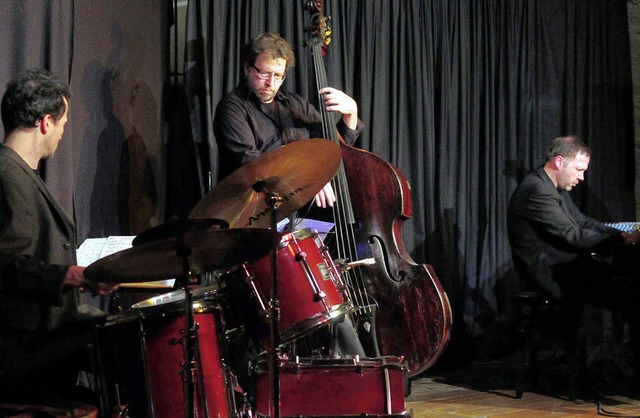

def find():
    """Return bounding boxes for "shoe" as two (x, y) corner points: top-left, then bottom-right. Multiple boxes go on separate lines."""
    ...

(571, 395), (596, 404)
(569, 387), (600, 404)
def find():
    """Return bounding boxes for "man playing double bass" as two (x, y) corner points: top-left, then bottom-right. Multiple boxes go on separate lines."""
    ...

(214, 32), (363, 208)
(213, 31), (367, 384)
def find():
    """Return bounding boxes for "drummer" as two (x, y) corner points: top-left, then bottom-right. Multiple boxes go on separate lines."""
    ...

(214, 33), (367, 364)
(0, 69), (119, 407)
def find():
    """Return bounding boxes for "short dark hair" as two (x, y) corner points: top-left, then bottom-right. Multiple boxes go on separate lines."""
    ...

(1, 68), (71, 135)
(545, 135), (591, 161)
(242, 32), (296, 68)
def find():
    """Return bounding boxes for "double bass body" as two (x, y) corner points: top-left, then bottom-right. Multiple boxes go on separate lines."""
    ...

(339, 141), (452, 377)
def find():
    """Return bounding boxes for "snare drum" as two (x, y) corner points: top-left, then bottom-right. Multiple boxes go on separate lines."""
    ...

(130, 284), (219, 309)
(93, 288), (235, 418)
(255, 356), (408, 417)
(221, 229), (353, 343)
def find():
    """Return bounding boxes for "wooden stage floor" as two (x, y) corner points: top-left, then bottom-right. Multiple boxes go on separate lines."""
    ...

(405, 359), (640, 418)
(406, 376), (640, 417)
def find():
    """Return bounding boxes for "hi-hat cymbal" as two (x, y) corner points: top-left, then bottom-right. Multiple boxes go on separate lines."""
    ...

(132, 218), (229, 246)
(189, 139), (341, 228)
(84, 228), (280, 283)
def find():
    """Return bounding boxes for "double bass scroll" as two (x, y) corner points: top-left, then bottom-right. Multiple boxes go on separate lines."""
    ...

(305, 0), (452, 377)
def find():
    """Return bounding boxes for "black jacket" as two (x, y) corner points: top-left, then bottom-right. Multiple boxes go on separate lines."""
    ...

(507, 165), (621, 298)
(0, 144), (78, 335)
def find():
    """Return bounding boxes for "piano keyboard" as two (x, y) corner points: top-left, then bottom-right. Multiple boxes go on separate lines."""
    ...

(604, 222), (640, 233)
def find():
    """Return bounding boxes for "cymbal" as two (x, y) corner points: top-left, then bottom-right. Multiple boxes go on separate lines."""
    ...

(132, 218), (229, 246)
(84, 228), (280, 283)
(189, 139), (341, 228)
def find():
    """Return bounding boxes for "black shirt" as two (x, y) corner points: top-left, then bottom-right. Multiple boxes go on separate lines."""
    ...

(214, 82), (364, 180)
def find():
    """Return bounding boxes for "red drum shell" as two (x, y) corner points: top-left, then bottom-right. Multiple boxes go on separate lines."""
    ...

(94, 300), (232, 418)
(243, 228), (352, 342)
(255, 356), (407, 417)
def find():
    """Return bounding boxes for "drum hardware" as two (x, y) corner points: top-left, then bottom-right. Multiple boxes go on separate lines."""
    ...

(340, 257), (377, 270)
(169, 224), (196, 418)
(243, 270), (270, 316)
(112, 384), (130, 418)
(186, 140), (343, 417)
(89, 140), (341, 417)
(87, 222), (279, 418)
(264, 190), (283, 418)
(96, 298), (241, 418)
(136, 309), (155, 417)
(293, 246), (329, 307)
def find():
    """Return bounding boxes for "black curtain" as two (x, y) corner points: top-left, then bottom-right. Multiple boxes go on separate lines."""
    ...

(182, 0), (635, 362)
(0, 0), (633, 366)
(0, 0), (75, 216)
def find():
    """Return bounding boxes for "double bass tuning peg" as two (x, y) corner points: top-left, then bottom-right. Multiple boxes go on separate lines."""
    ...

(320, 18), (332, 44)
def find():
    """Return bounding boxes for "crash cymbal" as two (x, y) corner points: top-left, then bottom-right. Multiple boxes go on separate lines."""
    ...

(189, 139), (341, 228)
(84, 228), (280, 283)
(132, 217), (229, 246)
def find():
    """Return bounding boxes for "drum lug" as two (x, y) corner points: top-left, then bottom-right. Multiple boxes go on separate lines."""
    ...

(112, 404), (131, 418)
(243, 273), (255, 285)
(295, 251), (307, 261)
(313, 291), (326, 302)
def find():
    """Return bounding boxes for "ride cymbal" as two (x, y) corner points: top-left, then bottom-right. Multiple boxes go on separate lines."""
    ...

(84, 228), (280, 283)
(189, 139), (341, 228)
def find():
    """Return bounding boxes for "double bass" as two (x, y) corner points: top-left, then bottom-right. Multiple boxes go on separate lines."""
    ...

(306, 1), (452, 377)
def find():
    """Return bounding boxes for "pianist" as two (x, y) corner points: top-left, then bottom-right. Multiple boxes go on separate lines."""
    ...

(507, 135), (640, 399)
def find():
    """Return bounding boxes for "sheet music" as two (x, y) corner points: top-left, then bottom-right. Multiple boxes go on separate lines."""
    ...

(77, 236), (135, 267)
(99, 236), (136, 258)
(295, 218), (335, 241)
(76, 238), (108, 268)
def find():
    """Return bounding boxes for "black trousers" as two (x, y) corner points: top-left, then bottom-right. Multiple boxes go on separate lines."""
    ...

(0, 321), (97, 406)
(555, 252), (640, 374)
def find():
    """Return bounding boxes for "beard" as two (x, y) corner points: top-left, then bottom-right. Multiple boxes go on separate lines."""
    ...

(255, 87), (277, 103)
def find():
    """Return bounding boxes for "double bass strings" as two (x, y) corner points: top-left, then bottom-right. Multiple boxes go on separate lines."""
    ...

(310, 39), (373, 314)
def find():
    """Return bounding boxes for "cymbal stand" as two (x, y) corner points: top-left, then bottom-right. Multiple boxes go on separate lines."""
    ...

(175, 228), (197, 418)
(265, 192), (283, 418)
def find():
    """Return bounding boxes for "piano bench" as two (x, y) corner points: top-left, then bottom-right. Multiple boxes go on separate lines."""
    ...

(512, 290), (586, 400)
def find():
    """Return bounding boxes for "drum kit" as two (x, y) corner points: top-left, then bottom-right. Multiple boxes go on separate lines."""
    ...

(85, 139), (410, 418)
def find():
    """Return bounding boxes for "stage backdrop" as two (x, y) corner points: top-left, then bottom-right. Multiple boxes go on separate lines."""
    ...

(0, 0), (635, 365)
(0, 1), (168, 240)
(180, 0), (636, 363)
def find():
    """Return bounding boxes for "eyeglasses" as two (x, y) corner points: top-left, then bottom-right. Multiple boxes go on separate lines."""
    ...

(251, 63), (286, 82)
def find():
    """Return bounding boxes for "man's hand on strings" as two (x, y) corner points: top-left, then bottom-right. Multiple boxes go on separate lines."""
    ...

(314, 181), (336, 208)
(320, 87), (358, 129)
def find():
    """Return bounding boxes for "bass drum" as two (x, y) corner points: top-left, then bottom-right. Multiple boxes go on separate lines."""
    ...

(93, 286), (240, 418)
(255, 356), (408, 417)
